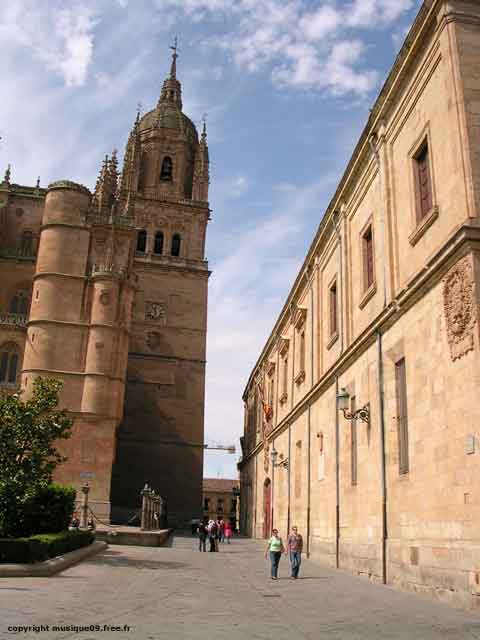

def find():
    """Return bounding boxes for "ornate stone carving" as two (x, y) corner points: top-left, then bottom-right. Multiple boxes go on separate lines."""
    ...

(146, 331), (161, 350)
(443, 255), (476, 361)
(145, 301), (166, 323)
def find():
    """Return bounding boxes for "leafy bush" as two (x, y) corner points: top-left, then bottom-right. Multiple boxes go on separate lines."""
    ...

(0, 378), (73, 537)
(0, 530), (94, 564)
(21, 484), (76, 537)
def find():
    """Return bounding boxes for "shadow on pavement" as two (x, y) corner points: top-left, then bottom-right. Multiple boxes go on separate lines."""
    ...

(94, 549), (187, 570)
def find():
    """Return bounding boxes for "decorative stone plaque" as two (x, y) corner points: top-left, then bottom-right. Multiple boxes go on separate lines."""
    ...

(145, 301), (166, 324)
(443, 255), (476, 361)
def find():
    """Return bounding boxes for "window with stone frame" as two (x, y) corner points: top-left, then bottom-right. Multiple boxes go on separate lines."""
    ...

(171, 233), (181, 257)
(294, 440), (302, 500)
(160, 156), (173, 181)
(350, 395), (357, 486)
(138, 152), (148, 192)
(0, 343), (19, 385)
(294, 309), (307, 384)
(136, 229), (147, 253)
(413, 139), (433, 221)
(362, 224), (375, 291)
(204, 497), (210, 510)
(217, 498), (224, 513)
(267, 373), (275, 411)
(329, 279), (338, 337)
(154, 231), (164, 255)
(395, 358), (409, 475)
(10, 289), (30, 315)
(282, 354), (288, 398)
(20, 230), (33, 256)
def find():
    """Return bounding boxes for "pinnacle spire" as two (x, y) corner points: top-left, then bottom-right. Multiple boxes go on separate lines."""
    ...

(3, 163), (11, 185)
(158, 40), (183, 110)
(170, 36), (178, 80)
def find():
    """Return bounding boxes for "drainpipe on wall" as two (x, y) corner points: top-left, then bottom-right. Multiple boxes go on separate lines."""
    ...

(287, 423), (291, 534)
(368, 132), (388, 310)
(307, 403), (312, 558)
(332, 210), (344, 354)
(271, 438), (275, 534)
(377, 329), (388, 584)
(335, 375), (340, 569)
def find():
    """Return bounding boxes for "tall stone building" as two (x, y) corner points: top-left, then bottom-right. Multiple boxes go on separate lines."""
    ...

(239, 0), (480, 609)
(0, 50), (210, 526)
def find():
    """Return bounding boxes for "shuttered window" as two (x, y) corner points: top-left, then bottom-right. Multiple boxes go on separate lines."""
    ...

(415, 142), (433, 220)
(363, 225), (374, 290)
(330, 281), (337, 336)
(351, 395), (357, 486)
(395, 358), (409, 475)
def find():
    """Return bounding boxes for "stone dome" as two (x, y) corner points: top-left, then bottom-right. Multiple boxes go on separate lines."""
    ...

(137, 104), (198, 146)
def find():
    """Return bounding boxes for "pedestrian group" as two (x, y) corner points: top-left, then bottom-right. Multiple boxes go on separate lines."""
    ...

(197, 520), (304, 580)
(265, 526), (303, 580)
(197, 518), (233, 552)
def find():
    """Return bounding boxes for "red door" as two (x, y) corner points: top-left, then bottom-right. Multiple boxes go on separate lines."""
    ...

(263, 479), (271, 539)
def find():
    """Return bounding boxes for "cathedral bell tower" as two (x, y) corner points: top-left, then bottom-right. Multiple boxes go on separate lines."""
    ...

(110, 45), (211, 526)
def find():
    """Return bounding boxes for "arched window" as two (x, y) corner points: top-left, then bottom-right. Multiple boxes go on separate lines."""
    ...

(20, 231), (33, 255)
(0, 343), (19, 385)
(136, 230), (147, 253)
(154, 231), (164, 255)
(138, 152), (148, 192)
(171, 233), (181, 257)
(160, 156), (173, 181)
(10, 290), (30, 315)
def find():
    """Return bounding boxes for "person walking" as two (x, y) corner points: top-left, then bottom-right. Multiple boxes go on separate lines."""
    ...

(265, 528), (285, 580)
(224, 521), (233, 544)
(287, 526), (303, 579)
(219, 518), (225, 543)
(198, 520), (207, 552)
(208, 520), (218, 552)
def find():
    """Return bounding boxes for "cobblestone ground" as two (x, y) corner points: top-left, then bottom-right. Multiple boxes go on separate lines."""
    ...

(1, 535), (480, 640)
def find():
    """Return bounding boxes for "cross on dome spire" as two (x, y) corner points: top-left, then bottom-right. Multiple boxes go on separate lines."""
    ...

(170, 36), (178, 79)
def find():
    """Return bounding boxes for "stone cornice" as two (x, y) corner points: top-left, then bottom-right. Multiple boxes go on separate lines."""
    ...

(240, 223), (480, 462)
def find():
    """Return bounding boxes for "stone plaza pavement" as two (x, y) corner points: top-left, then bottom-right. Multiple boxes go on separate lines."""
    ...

(1, 535), (480, 640)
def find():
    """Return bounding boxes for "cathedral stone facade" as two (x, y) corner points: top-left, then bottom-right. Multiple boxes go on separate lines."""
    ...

(0, 51), (210, 526)
(239, 0), (480, 608)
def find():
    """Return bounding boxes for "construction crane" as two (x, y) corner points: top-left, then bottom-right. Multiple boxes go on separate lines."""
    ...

(203, 443), (236, 454)
(152, 439), (235, 453)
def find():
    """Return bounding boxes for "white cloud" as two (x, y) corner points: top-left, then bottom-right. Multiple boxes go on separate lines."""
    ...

(1, 3), (96, 88)
(300, 5), (341, 42)
(162, 0), (417, 96)
(346, 0), (416, 27)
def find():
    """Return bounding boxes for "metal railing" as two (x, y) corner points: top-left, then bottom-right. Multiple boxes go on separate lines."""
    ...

(0, 312), (28, 327)
(0, 248), (37, 260)
(141, 484), (166, 531)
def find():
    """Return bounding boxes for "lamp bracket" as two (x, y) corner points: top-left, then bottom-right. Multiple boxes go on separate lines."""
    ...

(342, 402), (370, 424)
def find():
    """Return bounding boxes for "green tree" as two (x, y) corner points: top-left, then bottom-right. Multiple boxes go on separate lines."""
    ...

(0, 377), (73, 536)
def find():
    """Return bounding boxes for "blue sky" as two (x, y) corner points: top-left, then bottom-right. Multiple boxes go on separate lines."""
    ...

(1, 0), (421, 479)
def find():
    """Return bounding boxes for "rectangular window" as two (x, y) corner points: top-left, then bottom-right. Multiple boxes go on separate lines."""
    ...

(414, 142), (433, 220)
(204, 497), (210, 510)
(268, 375), (274, 407)
(299, 330), (306, 373)
(363, 225), (374, 290)
(351, 396), (357, 486)
(330, 281), (338, 336)
(295, 441), (302, 499)
(395, 358), (409, 475)
(282, 356), (288, 396)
